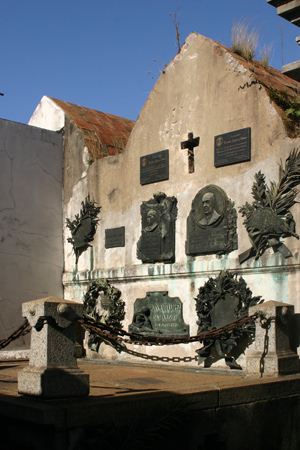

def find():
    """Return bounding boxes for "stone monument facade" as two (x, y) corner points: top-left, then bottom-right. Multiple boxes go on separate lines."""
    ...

(29, 32), (300, 368)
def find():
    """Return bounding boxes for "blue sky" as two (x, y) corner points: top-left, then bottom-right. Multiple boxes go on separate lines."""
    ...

(1, 0), (299, 125)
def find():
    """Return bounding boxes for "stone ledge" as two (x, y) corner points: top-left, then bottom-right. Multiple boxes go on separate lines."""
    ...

(267, 0), (292, 7)
(282, 60), (300, 81)
(277, 0), (300, 25)
(0, 350), (30, 361)
(2, 361), (300, 418)
(63, 260), (300, 285)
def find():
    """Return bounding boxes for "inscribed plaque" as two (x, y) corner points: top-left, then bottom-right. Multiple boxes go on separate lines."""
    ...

(140, 150), (169, 185)
(128, 291), (189, 337)
(186, 185), (237, 256)
(214, 127), (251, 167)
(137, 192), (177, 263)
(105, 227), (125, 249)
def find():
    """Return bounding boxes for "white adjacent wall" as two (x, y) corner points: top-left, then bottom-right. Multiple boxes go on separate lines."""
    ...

(0, 119), (64, 356)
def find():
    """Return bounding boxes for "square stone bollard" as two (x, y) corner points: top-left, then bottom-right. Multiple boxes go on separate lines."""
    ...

(246, 301), (299, 377)
(18, 297), (89, 398)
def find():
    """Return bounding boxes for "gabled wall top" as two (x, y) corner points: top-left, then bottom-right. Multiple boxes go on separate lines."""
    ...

(29, 96), (135, 160)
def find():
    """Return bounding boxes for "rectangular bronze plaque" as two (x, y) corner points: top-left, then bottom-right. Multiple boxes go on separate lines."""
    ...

(105, 227), (125, 249)
(129, 292), (189, 337)
(140, 150), (169, 185)
(186, 227), (228, 256)
(214, 127), (251, 167)
(139, 231), (161, 261)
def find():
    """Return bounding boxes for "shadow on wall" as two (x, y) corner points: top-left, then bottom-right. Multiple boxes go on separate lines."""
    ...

(290, 313), (300, 354)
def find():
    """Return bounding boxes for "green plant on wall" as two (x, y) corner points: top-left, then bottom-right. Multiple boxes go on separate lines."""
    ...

(268, 87), (300, 127)
(230, 20), (300, 131)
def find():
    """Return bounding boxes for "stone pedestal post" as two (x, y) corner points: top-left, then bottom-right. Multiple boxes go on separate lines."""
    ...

(18, 297), (89, 398)
(246, 301), (299, 377)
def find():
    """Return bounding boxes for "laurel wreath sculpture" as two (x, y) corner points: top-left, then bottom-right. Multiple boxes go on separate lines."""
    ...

(66, 195), (101, 264)
(239, 148), (300, 264)
(195, 270), (263, 368)
(83, 278), (125, 352)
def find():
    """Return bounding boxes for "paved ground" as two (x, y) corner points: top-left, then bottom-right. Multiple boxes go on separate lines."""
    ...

(1, 360), (300, 450)
(0, 358), (299, 400)
(0, 358), (261, 398)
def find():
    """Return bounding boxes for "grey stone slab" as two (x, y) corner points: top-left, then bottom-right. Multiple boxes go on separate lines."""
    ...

(282, 60), (300, 81)
(18, 368), (89, 399)
(218, 377), (300, 406)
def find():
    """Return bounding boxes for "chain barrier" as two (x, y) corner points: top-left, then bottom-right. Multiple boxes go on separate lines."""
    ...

(0, 312), (261, 365)
(0, 319), (31, 350)
(259, 315), (275, 377)
(80, 313), (259, 346)
(80, 313), (259, 363)
(123, 347), (199, 363)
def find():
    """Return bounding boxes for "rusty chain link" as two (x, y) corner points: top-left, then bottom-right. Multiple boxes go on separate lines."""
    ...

(0, 312), (260, 364)
(0, 319), (31, 350)
(123, 347), (198, 363)
(80, 313), (259, 346)
(80, 313), (259, 363)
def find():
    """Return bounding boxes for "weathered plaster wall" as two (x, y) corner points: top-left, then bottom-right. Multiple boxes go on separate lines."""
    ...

(0, 119), (64, 355)
(32, 33), (300, 367)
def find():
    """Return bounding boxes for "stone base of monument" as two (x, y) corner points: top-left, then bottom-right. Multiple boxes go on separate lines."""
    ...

(17, 297), (89, 399)
(246, 350), (299, 377)
(18, 367), (89, 399)
(246, 301), (300, 377)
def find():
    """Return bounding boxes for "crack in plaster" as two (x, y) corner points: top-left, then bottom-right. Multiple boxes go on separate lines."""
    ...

(41, 205), (63, 216)
(14, 230), (61, 238)
(1, 131), (16, 211)
(28, 161), (62, 184)
(0, 250), (63, 268)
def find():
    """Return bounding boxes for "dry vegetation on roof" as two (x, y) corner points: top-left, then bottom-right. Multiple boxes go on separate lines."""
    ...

(231, 20), (259, 61)
(229, 20), (300, 134)
(259, 44), (272, 70)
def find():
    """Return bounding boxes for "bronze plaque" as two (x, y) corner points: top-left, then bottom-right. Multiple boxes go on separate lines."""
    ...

(140, 150), (169, 185)
(211, 294), (239, 329)
(137, 193), (177, 263)
(105, 227), (125, 248)
(186, 227), (228, 255)
(214, 127), (251, 167)
(129, 292), (189, 337)
(186, 185), (237, 256)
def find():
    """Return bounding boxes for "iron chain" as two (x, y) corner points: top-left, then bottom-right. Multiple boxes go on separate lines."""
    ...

(80, 313), (259, 363)
(124, 347), (198, 363)
(0, 319), (31, 350)
(0, 311), (262, 364)
(80, 313), (259, 347)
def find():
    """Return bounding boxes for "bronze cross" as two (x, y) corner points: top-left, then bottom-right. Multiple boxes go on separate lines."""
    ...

(181, 132), (200, 173)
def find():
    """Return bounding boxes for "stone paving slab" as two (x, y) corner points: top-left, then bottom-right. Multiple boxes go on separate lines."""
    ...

(1, 359), (300, 429)
(1, 359), (300, 450)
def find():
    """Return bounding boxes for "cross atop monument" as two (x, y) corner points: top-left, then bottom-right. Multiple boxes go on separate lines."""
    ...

(181, 132), (200, 173)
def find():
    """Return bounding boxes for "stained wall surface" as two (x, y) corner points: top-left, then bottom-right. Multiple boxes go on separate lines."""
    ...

(0, 119), (64, 355)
